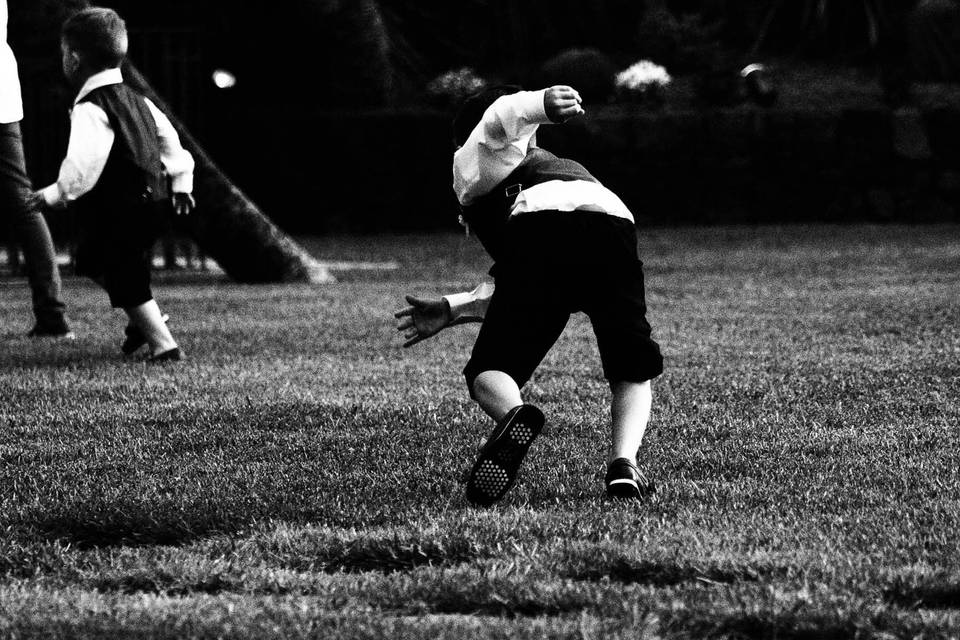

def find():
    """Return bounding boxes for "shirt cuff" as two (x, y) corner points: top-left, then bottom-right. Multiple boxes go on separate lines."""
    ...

(170, 174), (193, 194)
(40, 184), (61, 207)
(520, 89), (550, 124)
(443, 292), (475, 322)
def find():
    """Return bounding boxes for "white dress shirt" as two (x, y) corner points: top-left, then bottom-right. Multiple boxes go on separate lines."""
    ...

(41, 68), (195, 207)
(0, 0), (24, 124)
(452, 89), (633, 222)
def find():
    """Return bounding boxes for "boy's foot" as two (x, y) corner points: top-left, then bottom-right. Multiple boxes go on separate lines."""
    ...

(604, 458), (654, 500)
(27, 320), (75, 340)
(466, 404), (544, 507)
(122, 314), (169, 355)
(146, 347), (183, 363)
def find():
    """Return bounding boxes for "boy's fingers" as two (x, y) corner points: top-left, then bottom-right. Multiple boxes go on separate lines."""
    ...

(396, 317), (414, 331)
(394, 307), (413, 319)
(552, 86), (581, 102)
(557, 104), (584, 121)
(403, 336), (424, 348)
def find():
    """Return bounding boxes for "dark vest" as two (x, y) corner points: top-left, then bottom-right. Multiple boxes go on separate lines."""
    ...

(75, 83), (168, 216)
(459, 148), (598, 262)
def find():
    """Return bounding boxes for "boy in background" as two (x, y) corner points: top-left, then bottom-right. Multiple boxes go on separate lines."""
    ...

(38, 7), (195, 361)
(1, 0), (73, 339)
(396, 85), (663, 506)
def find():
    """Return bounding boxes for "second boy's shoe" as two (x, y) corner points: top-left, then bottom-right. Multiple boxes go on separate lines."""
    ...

(121, 314), (169, 355)
(466, 404), (545, 507)
(605, 458), (654, 500)
(27, 318), (75, 340)
(146, 347), (184, 363)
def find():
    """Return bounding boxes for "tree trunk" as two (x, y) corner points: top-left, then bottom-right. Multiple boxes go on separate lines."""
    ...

(123, 65), (335, 283)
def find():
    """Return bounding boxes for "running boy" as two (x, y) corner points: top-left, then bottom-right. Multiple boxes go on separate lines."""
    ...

(38, 7), (195, 361)
(396, 85), (663, 506)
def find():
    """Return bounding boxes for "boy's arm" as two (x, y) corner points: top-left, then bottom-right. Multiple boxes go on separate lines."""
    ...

(145, 97), (195, 215)
(394, 282), (494, 348)
(452, 86), (583, 207)
(39, 103), (114, 208)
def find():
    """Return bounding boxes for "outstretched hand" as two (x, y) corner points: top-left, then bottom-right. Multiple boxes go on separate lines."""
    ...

(172, 192), (196, 216)
(544, 85), (585, 123)
(394, 295), (453, 347)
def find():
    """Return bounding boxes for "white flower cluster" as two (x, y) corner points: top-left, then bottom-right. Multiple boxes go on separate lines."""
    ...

(615, 60), (672, 92)
(426, 67), (487, 100)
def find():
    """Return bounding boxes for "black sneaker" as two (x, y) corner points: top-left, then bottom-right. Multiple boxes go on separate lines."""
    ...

(146, 347), (183, 363)
(122, 314), (169, 355)
(605, 458), (654, 500)
(27, 321), (75, 340)
(466, 404), (544, 507)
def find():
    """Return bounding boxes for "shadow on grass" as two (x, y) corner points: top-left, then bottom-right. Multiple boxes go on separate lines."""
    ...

(569, 559), (764, 586)
(562, 548), (790, 587)
(884, 581), (960, 609)
(29, 510), (231, 550)
(706, 615), (856, 640)
(16, 401), (471, 550)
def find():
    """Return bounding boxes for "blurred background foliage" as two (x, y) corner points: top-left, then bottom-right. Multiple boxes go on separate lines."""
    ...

(10, 0), (953, 110)
(8, 0), (959, 233)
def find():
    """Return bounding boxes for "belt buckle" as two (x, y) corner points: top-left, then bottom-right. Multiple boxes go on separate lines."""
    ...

(505, 183), (522, 198)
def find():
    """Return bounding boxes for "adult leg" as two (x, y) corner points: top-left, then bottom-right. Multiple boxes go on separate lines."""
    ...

(0, 122), (69, 333)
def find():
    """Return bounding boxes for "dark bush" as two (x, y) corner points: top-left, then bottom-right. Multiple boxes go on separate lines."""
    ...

(635, 9), (727, 74)
(537, 48), (617, 104)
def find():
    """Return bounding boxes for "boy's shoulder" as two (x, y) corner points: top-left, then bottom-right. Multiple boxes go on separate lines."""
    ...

(78, 82), (150, 111)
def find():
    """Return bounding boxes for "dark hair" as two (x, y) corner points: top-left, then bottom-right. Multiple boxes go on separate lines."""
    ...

(61, 7), (128, 70)
(452, 84), (523, 147)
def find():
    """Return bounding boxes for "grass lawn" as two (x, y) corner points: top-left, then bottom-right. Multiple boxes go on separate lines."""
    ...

(1, 224), (958, 639)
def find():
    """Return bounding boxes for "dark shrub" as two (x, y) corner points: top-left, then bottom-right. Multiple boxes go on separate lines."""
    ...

(538, 48), (617, 104)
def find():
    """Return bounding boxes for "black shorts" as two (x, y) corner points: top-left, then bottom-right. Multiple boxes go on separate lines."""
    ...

(463, 210), (663, 392)
(75, 202), (159, 309)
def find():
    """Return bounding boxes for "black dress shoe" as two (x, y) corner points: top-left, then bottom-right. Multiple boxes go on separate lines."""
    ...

(122, 314), (169, 355)
(604, 458), (655, 500)
(146, 347), (183, 363)
(27, 321), (75, 340)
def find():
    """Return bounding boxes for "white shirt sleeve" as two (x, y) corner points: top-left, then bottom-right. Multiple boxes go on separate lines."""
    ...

(443, 281), (495, 323)
(41, 102), (114, 207)
(452, 89), (551, 206)
(145, 97), (194, 194)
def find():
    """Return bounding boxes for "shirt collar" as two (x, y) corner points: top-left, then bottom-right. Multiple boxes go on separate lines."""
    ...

(74, 67), (123, 105)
